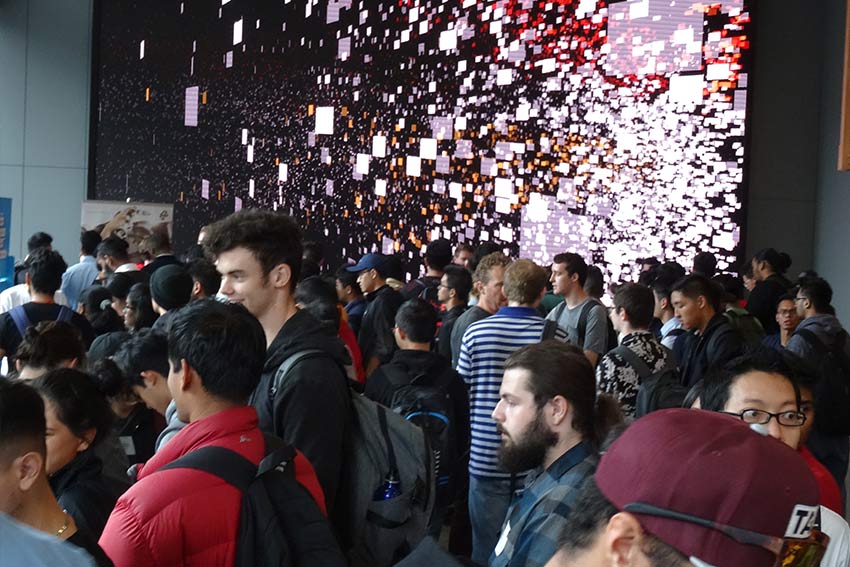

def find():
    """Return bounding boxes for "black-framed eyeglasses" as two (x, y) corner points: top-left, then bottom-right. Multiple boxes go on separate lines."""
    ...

(721, 408), (806, 427)
(624, 502), (829, 567)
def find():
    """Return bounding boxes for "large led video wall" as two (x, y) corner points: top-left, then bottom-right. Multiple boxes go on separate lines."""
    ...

(91, 0), (752, 280)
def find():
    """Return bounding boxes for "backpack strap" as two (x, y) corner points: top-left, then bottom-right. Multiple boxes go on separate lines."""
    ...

(576, 299), (600, 346)
(610, 345), (653, 379)
(377, 404), (399, 476)
(56, 305), (73, 323)
(270, 348), (328, 399)
(541, 319), (558, 341)
(160, 446), (256, 491)
(8, 306), (30, 338)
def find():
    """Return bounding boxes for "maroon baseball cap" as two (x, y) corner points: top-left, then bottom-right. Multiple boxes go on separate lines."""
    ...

(595, 409), (820, 566)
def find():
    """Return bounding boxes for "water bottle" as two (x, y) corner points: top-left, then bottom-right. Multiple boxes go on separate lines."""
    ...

(373, 470), (402, 501)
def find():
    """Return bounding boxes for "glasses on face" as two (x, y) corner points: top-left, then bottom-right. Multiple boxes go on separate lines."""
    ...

(794, 296), (807, 303)
(721, 408), (806, 427)
(777, 309), (797, 316)
(624, 502), (829, 567)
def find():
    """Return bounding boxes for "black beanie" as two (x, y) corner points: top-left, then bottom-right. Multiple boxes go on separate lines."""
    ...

(149, 264), (193, 311)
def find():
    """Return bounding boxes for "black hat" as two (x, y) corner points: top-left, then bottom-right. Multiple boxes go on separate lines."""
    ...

(149, 264), (193, 311)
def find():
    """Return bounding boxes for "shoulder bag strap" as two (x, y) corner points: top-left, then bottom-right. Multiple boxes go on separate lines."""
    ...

(160, 446), (257, 492)
(8, 305), (30, 338)
(271, 348), (328, 399)
(541, 319), (558, 341)
(611, 344), (653, 378)
(576, 300), (598, 345)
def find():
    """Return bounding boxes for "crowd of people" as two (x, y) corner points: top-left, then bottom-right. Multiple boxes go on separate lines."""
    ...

(1, 209), (848, 567)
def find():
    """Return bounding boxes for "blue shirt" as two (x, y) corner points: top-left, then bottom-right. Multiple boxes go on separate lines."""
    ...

(457, 306), (567, 478)
(0, 512), (96, 566)
(489, 442), (597, 567)
(60, 256), (99, 310)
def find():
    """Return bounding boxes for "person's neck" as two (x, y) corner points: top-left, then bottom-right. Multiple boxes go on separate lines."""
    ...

(29, 291), (54, 304)
(507, 301), (534, 308)
(659, 310), (674, 324)
(13, 479), (73, 539)
(346, 294), (363, 305)
(187, 399), (241, 423)
(543, 431), (583, 471)
(564, 287), (589, 309)
(368, 279), (388, 294)
(260, 296), (299, 348)
(445, 297), (463, 311)
(425, 267), (443, 278)
(478, 297), (499, 314)
(621, 324), (646, 337)
(780, 328), (794, 346)
(400, 341), (431, 352)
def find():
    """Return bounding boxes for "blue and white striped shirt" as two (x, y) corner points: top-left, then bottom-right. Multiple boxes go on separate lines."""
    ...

(457, 306), (567, 478)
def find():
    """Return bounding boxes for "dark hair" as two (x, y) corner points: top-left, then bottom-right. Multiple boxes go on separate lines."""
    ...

(204, 209), (303, 292)
(300, 260), (321, 281)
(683, 381), (704, 409)
(613, 283), (655, 329)
(753, 248), (792, 275)
(742, 263), (754, 279)
(442, 265), (473, 303)
(126, 283), (158, 330)
(637, 257), (660, 268)
(693, 252), (718, 278)
(797, 277), (833, 314)
(302, 241), (324, 265)
(113, 329), (169, 388)
(425, 238), (453, 271)
(144, 231), (171, 255)
(553, 252), (588, 286)
(336, 265), (363, 296)
(79, 286), (125, 336)
(294, 276), (341, 329)
(454, 243), (474, 258)
(167, 299), (266, 404)
(25, 248), (66, 295)
(186, 258), (221, 298)
(775, 294), (795, 310)
(96, 236), (131, 262)
(89, 358), (134, 401)
(395, 298), (438, 343)
(106, 273), (134, 302)
(503, 259), (548, 304)
(80, 230), (102, 256)
(712, 273), (744, 303)
(470, 242), (502, 273)
(671, 274), (722, 312)
(558, 479), (689, 566)
(32, 369), (114, 448)
(701, 348), (801, 413)
(15, 321), (86, 371)
(0, 380), (46, 462)
(27, 231), (53, 253)
(181, 243), (206, 264)
(584, 265), (605, 299)
(505, 341), (622, 447)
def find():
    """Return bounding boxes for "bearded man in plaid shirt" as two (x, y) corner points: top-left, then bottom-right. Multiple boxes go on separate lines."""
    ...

(488, 341), (622, 567)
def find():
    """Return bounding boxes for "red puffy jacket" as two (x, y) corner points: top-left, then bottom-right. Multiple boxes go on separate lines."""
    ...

(99, 406), (325, 567)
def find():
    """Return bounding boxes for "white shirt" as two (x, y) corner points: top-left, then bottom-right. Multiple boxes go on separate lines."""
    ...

(115, 263), (139, 273)
(0, 284), (68, 314)
(660, 316), (683, 349)
(821, 505), (850, 567)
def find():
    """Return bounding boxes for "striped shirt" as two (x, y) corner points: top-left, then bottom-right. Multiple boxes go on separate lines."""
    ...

(457, 306), (567, 478)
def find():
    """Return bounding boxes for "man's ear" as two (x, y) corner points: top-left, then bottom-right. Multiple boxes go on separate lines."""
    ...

(77, 428), (97, 453)
(603, 512), (648, 566)
(191, 280), (203, 298)
(548, 395), (570, 427)
(696, 295), (708, 310)
(16, 452), (44, 492)
(140, 370), (161, 388)
(178, 359), (194, 392)
(270, 263), (292, 290)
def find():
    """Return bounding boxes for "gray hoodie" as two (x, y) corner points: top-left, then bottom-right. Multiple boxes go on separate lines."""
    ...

(786, 314), (850, 360)
(154, 400), (187, 452)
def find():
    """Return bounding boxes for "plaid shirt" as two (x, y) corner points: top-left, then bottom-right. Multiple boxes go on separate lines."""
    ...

(489, 441), (597, 567)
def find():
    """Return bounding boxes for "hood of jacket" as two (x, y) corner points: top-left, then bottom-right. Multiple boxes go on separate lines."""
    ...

(264, 308), (352, 372)
(797, 314), (847, 348)
(388, 349), (454, 382)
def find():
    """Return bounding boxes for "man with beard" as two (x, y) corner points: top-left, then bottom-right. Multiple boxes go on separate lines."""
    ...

(489, 341), (621, 567)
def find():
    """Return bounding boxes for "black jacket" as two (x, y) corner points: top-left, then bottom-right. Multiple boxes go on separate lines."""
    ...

(673, 314), (743, 387)
(358, 285), (404, 364)
(437, 305), (467, 361)
(50, 448), (129, 540)
(746, 274), (793, 335)
(252, 309), (351, 515)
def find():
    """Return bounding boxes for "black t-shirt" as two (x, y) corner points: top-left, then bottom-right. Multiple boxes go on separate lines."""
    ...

(358, 285), (404, 363)
(67, 529), (114, 567)
(0, 302), (96, 358)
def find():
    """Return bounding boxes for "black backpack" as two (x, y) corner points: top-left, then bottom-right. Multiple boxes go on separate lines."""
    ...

(794, 329), (850, 436)
(611, 345), (688, 417)
(388, 369), (456, 494)
(577, 299), (619, 355)
(161, 437), (346, 567)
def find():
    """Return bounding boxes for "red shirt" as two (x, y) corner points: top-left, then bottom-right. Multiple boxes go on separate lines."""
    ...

(800, 446), (843, 515)
(338, 306), (365, 383)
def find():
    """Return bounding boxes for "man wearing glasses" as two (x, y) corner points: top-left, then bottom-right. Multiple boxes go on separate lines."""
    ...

(545, 408), (827, 567)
